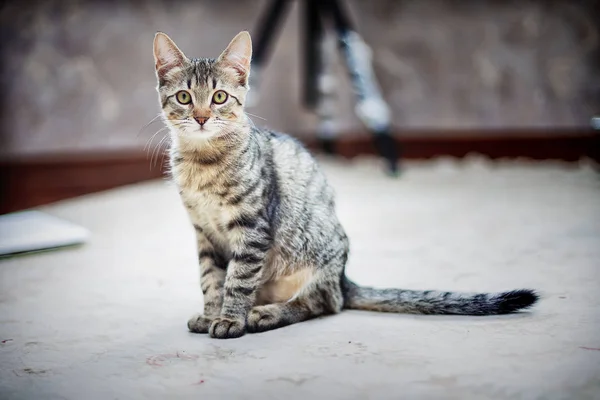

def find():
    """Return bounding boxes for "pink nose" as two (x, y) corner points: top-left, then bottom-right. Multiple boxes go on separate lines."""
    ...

(195, 116), (209, 126)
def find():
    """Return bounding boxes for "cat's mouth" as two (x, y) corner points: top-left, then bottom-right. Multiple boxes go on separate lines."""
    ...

(195, 125), (214, 135)
(173, 120), (230, 141)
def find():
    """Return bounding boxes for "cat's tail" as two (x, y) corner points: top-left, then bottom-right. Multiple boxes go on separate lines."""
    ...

(342, 277), (539, 315)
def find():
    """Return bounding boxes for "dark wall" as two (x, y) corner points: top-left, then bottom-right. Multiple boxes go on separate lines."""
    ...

(1, 0), (598, 156)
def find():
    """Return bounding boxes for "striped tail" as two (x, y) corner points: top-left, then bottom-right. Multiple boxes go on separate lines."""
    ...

(342, 278), (539, 315)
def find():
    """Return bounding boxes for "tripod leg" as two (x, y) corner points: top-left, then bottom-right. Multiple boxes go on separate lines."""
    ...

(304, 0), (337, 154)
(322, 0), (400, 175)
(303, 0), (322, 111)
(247, 0), (291, 108)
(315, 34), (339, 155)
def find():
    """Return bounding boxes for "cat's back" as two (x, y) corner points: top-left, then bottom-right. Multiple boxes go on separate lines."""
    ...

(261, 129), (345, 255)
(265, 130), (333, 202)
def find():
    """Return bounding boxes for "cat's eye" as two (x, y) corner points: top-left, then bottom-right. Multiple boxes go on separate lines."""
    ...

(176, 91), (192, 105)
(212, 90), (228, 105)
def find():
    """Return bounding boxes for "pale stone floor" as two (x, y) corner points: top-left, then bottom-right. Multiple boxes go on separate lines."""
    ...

(1, 157), (599, 399)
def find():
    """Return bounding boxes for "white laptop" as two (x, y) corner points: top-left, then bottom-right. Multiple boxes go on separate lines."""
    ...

(0, 210), (90, 257)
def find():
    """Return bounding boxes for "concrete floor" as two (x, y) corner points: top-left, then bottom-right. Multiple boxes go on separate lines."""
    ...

(1, 157), (599, 399)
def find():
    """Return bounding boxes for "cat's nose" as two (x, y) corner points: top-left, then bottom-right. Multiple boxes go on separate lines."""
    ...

(195, 116), (209, 126)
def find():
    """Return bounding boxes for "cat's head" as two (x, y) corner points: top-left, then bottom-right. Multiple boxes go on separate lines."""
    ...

(153, 31), (252, 144)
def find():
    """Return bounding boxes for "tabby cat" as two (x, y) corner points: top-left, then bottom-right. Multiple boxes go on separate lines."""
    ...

(153, 31), (539, 339)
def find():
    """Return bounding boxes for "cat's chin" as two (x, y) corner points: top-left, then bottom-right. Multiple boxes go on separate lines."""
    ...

(171, 129), (228, 148)
(186, 131), (219, 140)
(171, 125), (213, 138)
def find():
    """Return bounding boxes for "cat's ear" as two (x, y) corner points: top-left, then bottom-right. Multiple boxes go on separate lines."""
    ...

(217, 31), (252, 86)
(153, 32), (187, 79)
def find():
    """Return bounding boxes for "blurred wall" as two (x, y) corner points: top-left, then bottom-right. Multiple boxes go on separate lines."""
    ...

(0, 0), (598, 156)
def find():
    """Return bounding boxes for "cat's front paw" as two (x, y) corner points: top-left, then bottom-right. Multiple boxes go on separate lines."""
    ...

(209, 316), (246, 339)
(187, 313), (213, 334)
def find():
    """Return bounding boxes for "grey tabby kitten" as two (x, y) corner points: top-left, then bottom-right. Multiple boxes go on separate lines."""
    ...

(153, 31), (539, 339)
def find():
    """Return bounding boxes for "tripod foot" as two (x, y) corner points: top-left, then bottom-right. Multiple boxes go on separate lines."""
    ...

(319, 138), (336, 155)
(372, 131), (400, 176)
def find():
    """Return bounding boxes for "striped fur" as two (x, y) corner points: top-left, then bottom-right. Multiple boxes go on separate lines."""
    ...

(153, 32), (539, 339)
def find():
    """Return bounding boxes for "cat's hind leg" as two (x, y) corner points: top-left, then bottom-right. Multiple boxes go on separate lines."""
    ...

(247, 266), (344, 333)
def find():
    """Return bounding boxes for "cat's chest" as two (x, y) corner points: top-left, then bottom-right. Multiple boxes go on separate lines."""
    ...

(181, 188), (230, 224)
(180, 187), (234, 247)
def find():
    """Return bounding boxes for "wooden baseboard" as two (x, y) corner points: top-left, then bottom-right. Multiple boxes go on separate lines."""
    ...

(338, 130), (600, 161)
(1, 130), (598, 214)
(0, 151), (167, 215)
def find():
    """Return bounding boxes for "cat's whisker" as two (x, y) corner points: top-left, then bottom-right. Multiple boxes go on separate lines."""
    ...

(159, 141), (171, 169)
(141, 118), (189, 150)
(148, 139), (164, 167)
(156, 138), (171, 169)
(144, 129), (165, 153)
(164, 119), (189, 126)
(137, 113), (164, 137)
(245, 112), (266, 121)
(144, 127), (169, 153)
(241, 118), (257, 130)
(151, 134), (170, 169)
(215, 119), (254, 130)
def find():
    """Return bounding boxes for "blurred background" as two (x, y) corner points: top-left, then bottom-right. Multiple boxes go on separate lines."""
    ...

(1, 3), (600, 396)
(0, 0), (599, 213)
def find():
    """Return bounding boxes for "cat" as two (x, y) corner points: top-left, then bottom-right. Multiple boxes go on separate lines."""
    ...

(152, 31), (539, 339)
